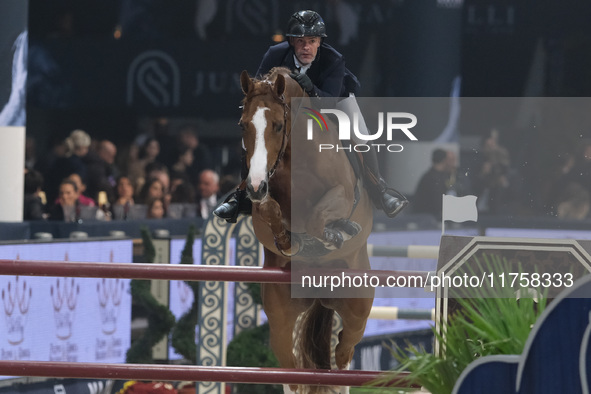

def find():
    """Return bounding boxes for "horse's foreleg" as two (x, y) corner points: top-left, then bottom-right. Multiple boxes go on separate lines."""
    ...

(333, 297), (373, 370)
(306, 184), (354, 248)
(258, 198), (300, 256)
(263, 283), (308, 393)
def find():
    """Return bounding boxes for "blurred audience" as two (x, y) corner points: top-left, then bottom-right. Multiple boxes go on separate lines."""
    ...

(175, 124), (213, 185)
(111, 175), (136, 220)
(197, 169), (220, 219)
(170, 180), (196, 204)
(472, 130), (512, 214)
(556, 183), (590, 220)
(23, 170), (45, 220)
(571, 141), (591, 196)
(113, 175), (135, 206)
(147, 197), (166, 219)
(25, 137), (37, 171)
(412, 148), (460, 219)
(66, 173), (96, 207)
(85, 139), (119, 203)
(170, 144), (194, 182)
(48, 178), (80, 222)
(145, 162), (171, 204)
(127, 137), (160, 194)
(137, 177), (166, 205)
(45, 129), (92, 204)
(541, 152), (577, 215)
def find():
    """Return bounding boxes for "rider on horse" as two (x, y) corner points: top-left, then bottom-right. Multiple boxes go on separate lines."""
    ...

(214, 10), (408, 223)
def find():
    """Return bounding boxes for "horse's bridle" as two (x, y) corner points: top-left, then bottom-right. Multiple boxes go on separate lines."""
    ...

(267, 92), (291, 179)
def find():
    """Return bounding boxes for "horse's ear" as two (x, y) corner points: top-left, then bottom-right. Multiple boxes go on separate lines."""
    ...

(240, 70), (253, 94)
(275, 74), (286, 96)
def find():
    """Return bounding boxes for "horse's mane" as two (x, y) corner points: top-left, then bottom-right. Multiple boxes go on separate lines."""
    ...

(245, 67), (304, 100)
(264, 66), (292, 82)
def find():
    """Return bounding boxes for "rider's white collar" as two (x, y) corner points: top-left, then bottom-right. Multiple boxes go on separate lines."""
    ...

(293, 55), (312, 74)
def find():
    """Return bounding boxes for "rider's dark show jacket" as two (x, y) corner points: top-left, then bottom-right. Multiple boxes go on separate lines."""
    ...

(256, 41), (350, 98)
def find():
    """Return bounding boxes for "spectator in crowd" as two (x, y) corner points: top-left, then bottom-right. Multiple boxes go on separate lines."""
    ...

(23, 170), (45, 220)
(66, 173), (96, 206)
(45, 129), (92, 204)
(170, 144), (194, 182)
(472, 130), (512, 214)
(127, 137), (160, 194)
(111, 175), (135, 220)
(175, 124), (213, 185)
(137, 177), (166, 205)
(197, 169), (220, 219)
(145, 162), (171, 204)
(412, 148), (459, 219)
(170, 180), (196, 204)
(219, 173), (240, 196)
(48, 178), (80, 222)
(85, 139), (119, 203)
(146, 197), (166, 219)
(34, 136), (68, 183)
(113, 175), (135, 206)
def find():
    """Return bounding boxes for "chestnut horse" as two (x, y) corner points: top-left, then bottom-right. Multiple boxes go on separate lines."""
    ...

(239, 67), (374, 394)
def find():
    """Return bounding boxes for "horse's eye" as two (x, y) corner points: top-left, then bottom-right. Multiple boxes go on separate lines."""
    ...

(238, 120), (245, 130)
(275, 123), (283, 133)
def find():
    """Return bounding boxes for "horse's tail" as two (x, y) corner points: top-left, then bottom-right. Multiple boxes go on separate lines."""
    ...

(298, 299), (334, 371)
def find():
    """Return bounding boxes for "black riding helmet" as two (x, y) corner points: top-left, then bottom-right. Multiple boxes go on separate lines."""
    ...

(285, 10), (327, 38)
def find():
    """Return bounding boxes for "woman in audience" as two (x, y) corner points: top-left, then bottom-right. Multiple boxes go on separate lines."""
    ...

(128, 137), (160, 195)
(111, 175), (136, 220)
(137, 177), (165, 205)
(48, 179), (80, 222)
(146, 197), (166, 219)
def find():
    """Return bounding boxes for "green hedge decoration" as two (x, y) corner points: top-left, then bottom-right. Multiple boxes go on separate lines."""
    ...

(227, 281), (280, 393)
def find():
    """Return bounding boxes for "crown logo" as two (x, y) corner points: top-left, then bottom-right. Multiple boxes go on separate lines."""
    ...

(51, 278), (79, 340)
(97, 278), (124, 335)
(2, 276), (32, 345)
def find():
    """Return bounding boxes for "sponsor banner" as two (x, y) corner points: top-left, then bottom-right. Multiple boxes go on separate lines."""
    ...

(0, 240), (132, 378)
(0, 378), (125, 394)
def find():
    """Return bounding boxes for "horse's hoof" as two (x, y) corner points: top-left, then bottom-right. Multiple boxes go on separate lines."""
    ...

(275, 234), (300, 257)
(323, 228), (344, 249)
(329, 220), (361, 239)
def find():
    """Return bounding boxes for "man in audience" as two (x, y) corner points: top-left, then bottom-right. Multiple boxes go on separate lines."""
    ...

(413, 148), (459, 220)
(197, 169), (220, 219)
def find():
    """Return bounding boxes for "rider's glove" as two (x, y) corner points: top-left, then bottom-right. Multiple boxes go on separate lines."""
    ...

(290, 72), (316, 96)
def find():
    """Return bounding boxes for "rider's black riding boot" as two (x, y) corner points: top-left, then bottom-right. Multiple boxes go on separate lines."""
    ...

(213, 153), (253, 223)
(374, 177), (408, 218)
(362, 149), (408, 218)
(212, 187), (252, 223)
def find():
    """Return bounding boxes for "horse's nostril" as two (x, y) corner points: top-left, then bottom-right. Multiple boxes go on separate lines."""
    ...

(246, 179), (268, 201)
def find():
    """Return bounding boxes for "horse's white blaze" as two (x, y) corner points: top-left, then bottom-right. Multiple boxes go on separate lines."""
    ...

(249, 106), (270, 192)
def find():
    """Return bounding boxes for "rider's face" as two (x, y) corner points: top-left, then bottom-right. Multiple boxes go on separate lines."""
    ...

(291, 36), (321, 66)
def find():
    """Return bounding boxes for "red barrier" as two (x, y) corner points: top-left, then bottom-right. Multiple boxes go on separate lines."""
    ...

(0, 259), (429, 285)
(0, 361), (417, 388)
(0, 259), (427, 389)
